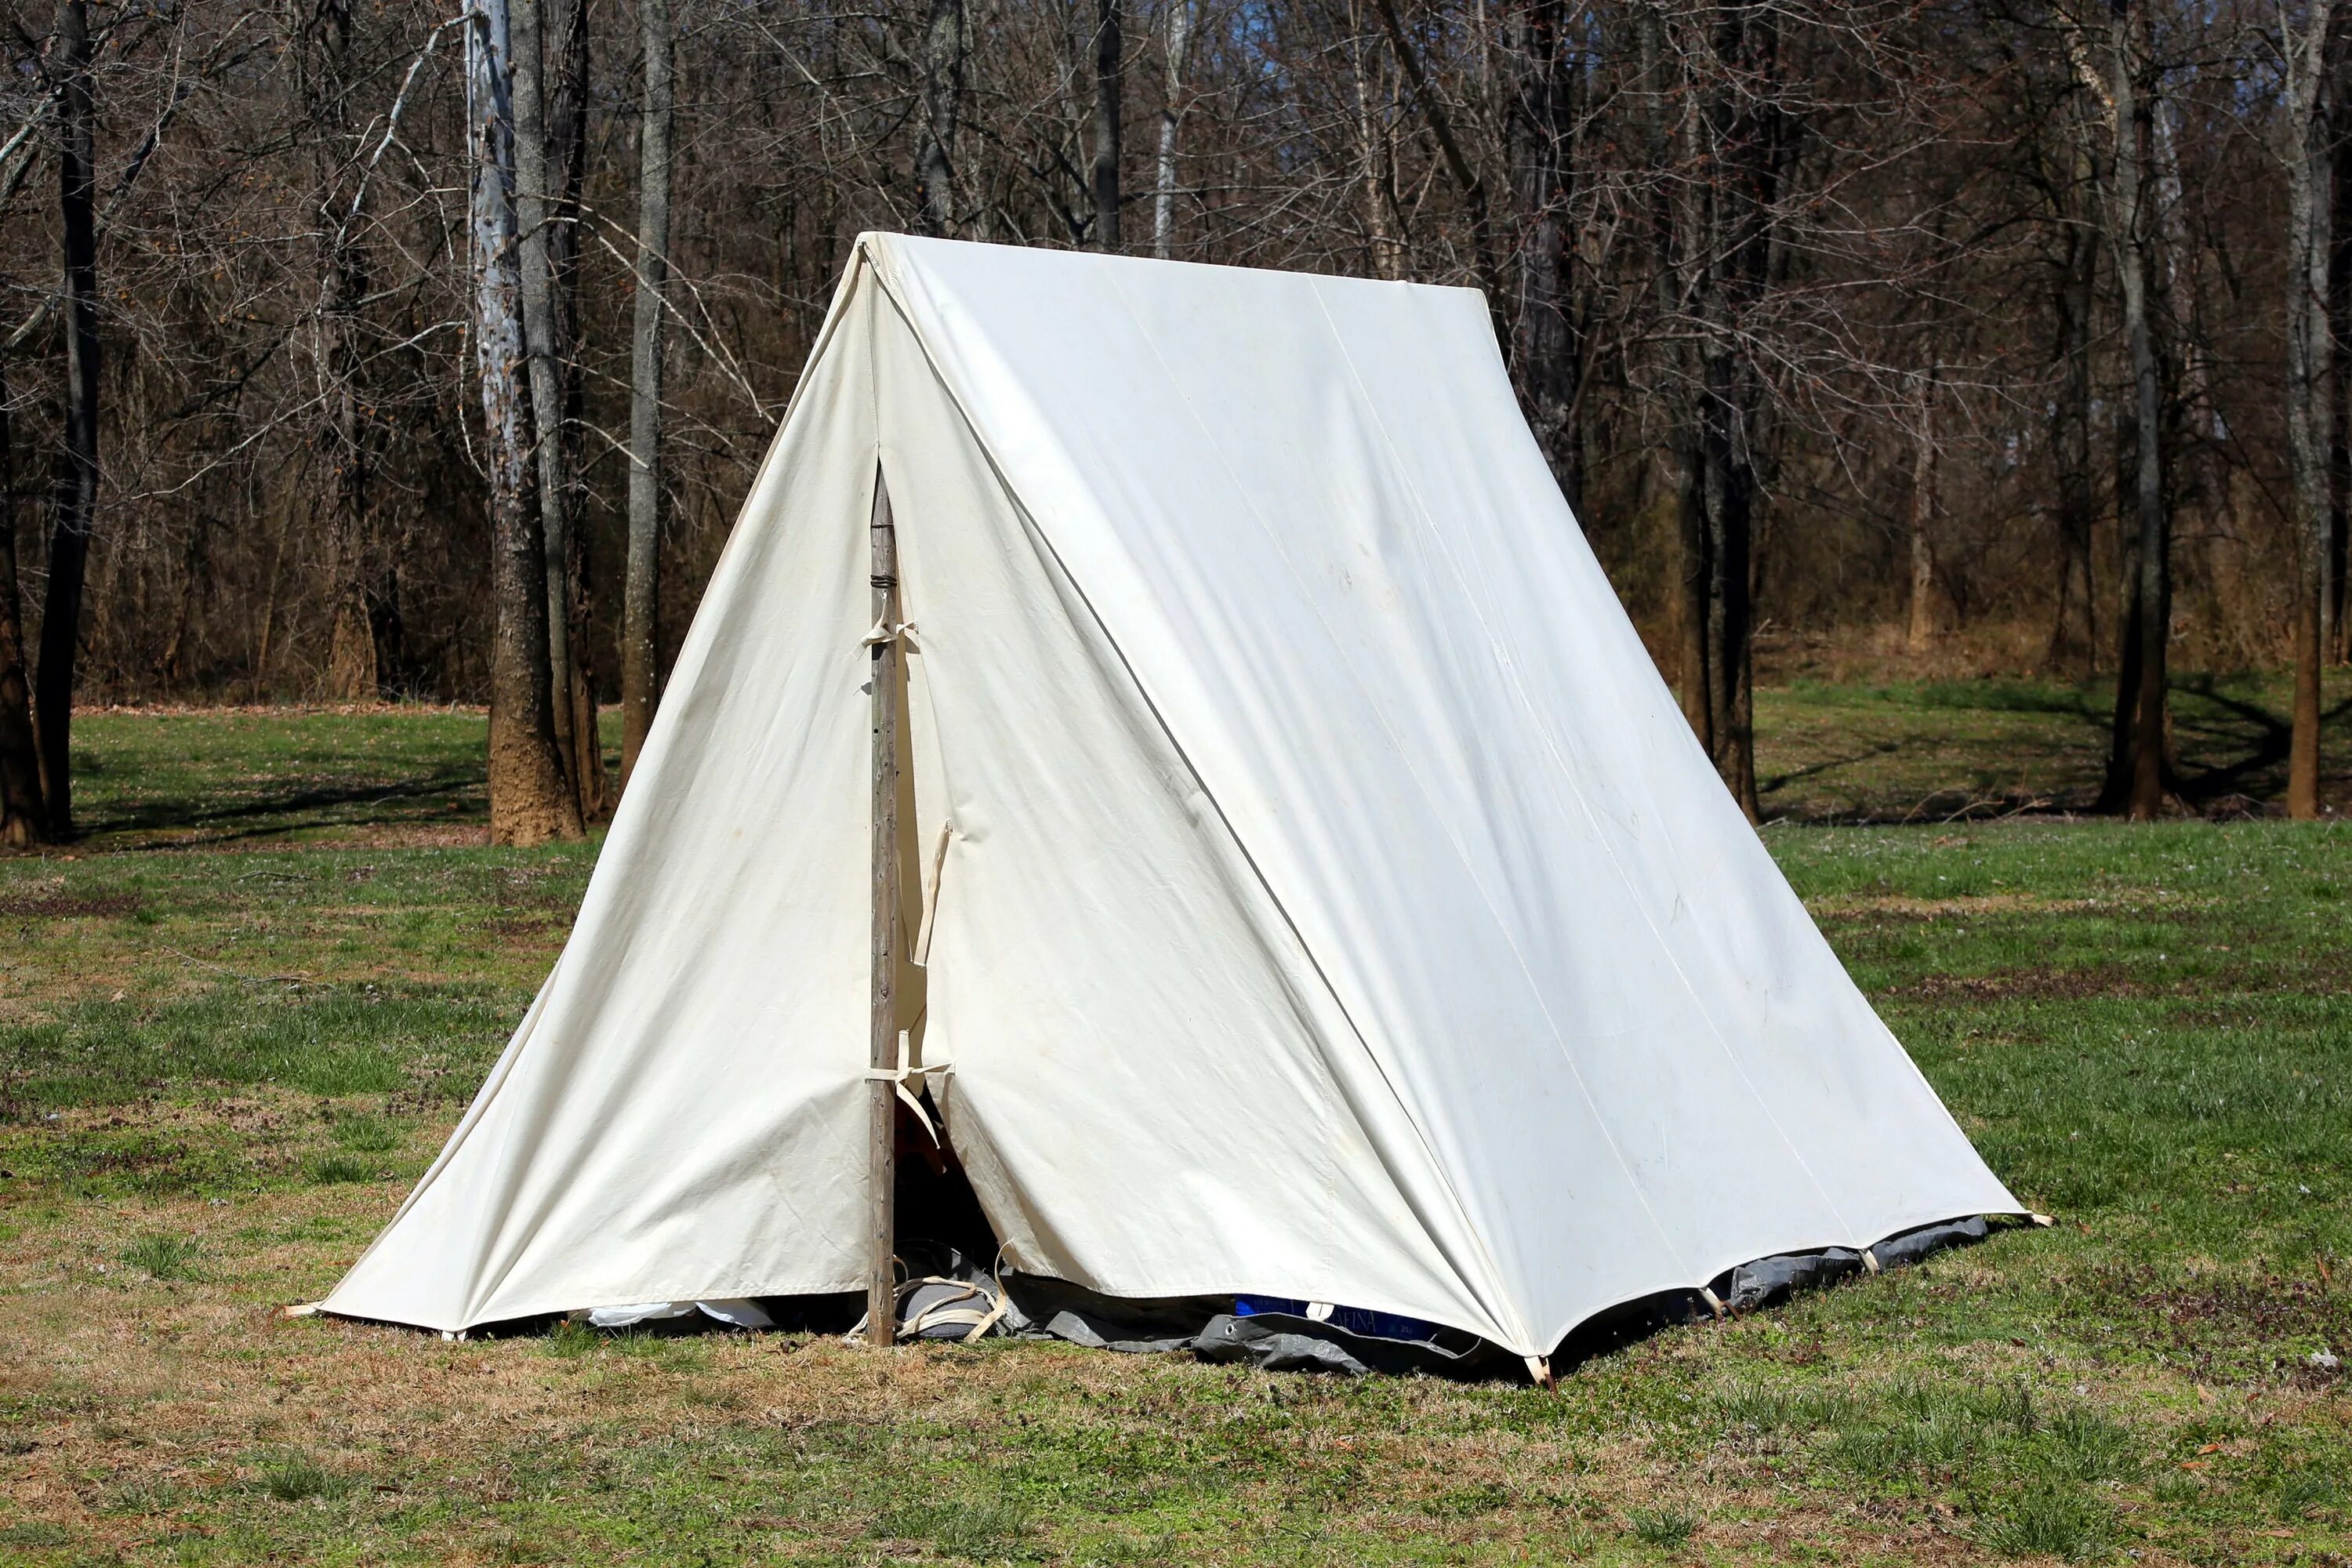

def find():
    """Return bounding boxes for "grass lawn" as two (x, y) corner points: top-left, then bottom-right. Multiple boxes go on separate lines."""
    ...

(0, 683), (2346, 1566)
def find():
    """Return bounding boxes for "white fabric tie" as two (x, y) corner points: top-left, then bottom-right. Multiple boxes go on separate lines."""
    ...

(865, 1059), (953, 1145)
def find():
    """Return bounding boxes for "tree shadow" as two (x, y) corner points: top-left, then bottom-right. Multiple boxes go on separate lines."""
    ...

(1759, 739), (1905, 797)
(2166, 676), (2352, 807)
(75, 768), (486, 851)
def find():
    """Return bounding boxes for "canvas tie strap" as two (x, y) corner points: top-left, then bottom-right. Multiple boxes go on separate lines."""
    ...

(861, 619), (919, 649)
(864, 1060), (953, 1145)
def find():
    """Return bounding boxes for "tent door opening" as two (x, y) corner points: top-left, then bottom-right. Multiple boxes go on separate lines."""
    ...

(868, 466), (1004, 1342)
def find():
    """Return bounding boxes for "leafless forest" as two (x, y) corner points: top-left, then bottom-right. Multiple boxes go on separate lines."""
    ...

(0, 1), (2345, 842)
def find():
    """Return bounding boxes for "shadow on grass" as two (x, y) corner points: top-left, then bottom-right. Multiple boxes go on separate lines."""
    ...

(72, 768), (487, 851)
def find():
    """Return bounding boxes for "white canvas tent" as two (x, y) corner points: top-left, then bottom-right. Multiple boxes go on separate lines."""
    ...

(322, 234), (2020, 1359)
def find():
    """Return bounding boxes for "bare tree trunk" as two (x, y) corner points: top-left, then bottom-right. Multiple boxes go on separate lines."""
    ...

(1093, 0), (1123, 249)
(508, 0), (582, 806)
(2048, 160), (2098, 673)
(622, 0), (673, 790)
(470, 0), (581, 846)
(1692, 1), (1777, 821)
(2285, 2), (2339, 821)
(0, 362), (41, 846)
(2332, 65), (2352, 665)
(1508, 0), (1582, 510)
(1642, 4), (1711, 750)
(1353, 28), (1403, 281)
(2097, 4), (2172, 820)
(307, 0), (381, 705)
(1907, 375), (1940, 655)
(1153, 0), (1191, 258)
(917, 0), (964, 238)
(552, 0), (603, 821)
(35, 0), (98, 840)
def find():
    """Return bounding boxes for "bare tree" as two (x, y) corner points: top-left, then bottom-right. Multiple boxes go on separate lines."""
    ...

(1508, 0), (1584, 508)
(920, 0), (965, 237)
(0, 364), (37, 846)
(1153, 0), (1192, 257)
(622, 0), (673, 789)
(1908, 372), (1941, 653)
(2070, 1), (2174, 818)
(2047, 121), (2101, 673)
(34, 0), (99, 837)
(510, 0), (585, 808)
(1094, 0), (1123, 249)
(468, 0), (580, 846)
(2284, 0), (2340, 821)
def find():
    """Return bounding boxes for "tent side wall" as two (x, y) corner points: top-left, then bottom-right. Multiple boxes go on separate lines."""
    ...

(321, 274), (889, 1333)
(868, 281), (1523, 1348)
(868, 235), (2019, 1356)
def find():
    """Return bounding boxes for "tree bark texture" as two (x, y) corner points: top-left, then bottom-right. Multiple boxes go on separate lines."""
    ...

(2048, 133), (2099, 672)
(36, 0), (99, 839)
(918, 0), (964, 238)
(2117, 9), (2164, 822)
(622, 0), (673, 789)
(2332, 53), (2352, 664)
(1642, 5), (1712, 753)
(0, 363), (41, 846)
(1508, 0), (1582, 510)
(1093, 0), (1122, 249)
(307, 0), (385, 703)
(552, 0), (604, 821)
(1153, 0), (1190, 258)
(509, 0), (582, 804)
(1686, 2), (1780, 821)
(2286, 2), (2339, 821)
(469, 0), (581, 847)
(1907, 378), (1940, 655)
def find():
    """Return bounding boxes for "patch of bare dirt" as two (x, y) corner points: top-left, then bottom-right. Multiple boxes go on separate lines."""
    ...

(1889, 966), (2158, 1003)
(1810, 893), (2104, 921)
(2068, 1265), (2352, 1382)
(0, 891), (146, 920)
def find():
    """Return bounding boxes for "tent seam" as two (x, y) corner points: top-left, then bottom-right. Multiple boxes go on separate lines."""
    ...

(1087, 263), (1648, 1344)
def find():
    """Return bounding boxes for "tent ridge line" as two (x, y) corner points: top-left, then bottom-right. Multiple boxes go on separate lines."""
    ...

(861, 250), (1529, 1353)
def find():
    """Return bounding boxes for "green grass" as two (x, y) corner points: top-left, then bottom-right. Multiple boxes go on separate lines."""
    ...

(0, 691), (2347, 1566)
(119, 1232), (200, 1280)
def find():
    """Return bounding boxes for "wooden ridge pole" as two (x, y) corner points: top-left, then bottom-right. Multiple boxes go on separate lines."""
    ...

(866, 468), (901, 1346)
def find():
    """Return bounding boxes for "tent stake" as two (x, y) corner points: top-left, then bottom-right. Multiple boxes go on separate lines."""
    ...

(866, 467), (901, 1346)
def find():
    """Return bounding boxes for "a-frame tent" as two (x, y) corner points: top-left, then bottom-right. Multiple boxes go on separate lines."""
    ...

(322, 234), (2020, 1359)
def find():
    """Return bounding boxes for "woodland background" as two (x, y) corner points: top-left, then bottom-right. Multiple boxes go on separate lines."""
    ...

(0, 0), (2347, 842)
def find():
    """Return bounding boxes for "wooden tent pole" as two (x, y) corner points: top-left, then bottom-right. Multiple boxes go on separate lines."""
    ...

(866, 468), (901, 1346)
